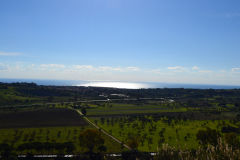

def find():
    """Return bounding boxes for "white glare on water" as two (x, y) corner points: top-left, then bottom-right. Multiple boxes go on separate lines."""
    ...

(79, 82), (149, 89)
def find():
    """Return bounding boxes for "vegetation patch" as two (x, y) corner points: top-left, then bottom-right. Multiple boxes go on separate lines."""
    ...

(90, 116), (240, 152)
(0, 127), (123, 154)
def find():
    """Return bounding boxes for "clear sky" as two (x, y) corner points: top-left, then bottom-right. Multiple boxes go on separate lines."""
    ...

(0, 0), (240, 85)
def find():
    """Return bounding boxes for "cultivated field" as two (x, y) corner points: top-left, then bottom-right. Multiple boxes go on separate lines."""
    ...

(0, 108), (123, 154)
(86, 101), (189, 116)
(0, 126), (123, 154)
(0, 108), (88, 128)
(90, 116), (240, 152)
(1, 83), (240, 158)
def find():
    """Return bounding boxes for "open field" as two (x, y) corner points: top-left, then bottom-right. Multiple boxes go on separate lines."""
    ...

(0, 108), (88, 128)
(0, 108), (123, 154)
(90, 116), (240, 152)
(85, 100), (240, 152)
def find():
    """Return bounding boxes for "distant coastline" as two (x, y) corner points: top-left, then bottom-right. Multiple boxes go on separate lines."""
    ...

(0, 78), (239, 89)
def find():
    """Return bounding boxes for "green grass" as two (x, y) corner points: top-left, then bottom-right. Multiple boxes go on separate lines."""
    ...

(90, 116), (238, 152)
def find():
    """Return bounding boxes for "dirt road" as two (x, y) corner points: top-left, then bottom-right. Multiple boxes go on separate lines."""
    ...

(75, 109), (131, 150)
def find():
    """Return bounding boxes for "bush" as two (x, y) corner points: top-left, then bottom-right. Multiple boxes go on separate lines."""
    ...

(79, 129), (105, 153)
(196, 128), (220, 146)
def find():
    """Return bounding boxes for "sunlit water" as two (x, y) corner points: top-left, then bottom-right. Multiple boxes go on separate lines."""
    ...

(79, 82), (150, 89)
(1, 79), (240, 89)
(78, 81), (240, 89)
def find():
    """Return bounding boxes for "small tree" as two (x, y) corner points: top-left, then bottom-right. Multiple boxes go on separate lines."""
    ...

(196, 128), (220, 146)
(127, 139), (139, 150)
(79, 129), (105, 153)
(127, 136), (139, 151)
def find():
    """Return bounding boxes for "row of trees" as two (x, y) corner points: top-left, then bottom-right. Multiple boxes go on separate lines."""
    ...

(0, 129), (107, 159)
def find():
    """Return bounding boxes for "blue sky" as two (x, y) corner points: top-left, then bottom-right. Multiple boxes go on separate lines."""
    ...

(1, 0), (240, 85)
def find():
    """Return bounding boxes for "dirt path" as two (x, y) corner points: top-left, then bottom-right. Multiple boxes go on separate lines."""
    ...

(75, 109), (131, 150)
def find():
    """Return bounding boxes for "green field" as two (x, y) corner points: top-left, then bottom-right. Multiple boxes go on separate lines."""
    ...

(0, 100), (239, 154)
(1, 83), (240, 158)
(86, 102), (189, 116)
(90, 116), (239, 152)
(0, 126), (123, 154)
(0, 107), (123, 154)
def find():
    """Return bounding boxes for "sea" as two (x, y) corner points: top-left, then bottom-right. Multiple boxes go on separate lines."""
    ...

(0, 78), (240, 89)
